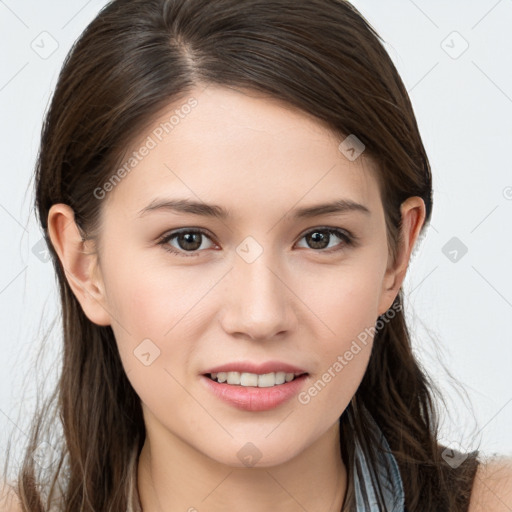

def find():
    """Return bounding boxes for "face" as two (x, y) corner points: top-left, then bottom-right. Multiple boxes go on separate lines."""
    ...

(54, 84), (419, 468)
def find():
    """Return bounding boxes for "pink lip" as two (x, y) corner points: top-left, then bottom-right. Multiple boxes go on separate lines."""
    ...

(203, 361), (307, 375)
(201, 373), (308, 412)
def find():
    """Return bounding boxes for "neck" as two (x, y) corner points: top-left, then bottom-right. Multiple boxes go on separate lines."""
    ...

(136, 420), (347, 512)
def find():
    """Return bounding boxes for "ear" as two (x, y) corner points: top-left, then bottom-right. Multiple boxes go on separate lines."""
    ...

(378, 196), (426, 316)
(47, 204), (111, 326)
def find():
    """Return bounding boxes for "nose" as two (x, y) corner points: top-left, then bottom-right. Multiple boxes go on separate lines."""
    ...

(219, 249), (297, 341)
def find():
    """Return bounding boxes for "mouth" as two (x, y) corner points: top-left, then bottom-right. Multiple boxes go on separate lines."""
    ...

(200, 361), (310, 411)
(201, 370), (309, 411)
(205, 371), (308, 388)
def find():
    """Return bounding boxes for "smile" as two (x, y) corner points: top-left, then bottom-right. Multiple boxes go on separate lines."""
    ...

(201, 372), (309, 412)
(208, 371), (305, 387)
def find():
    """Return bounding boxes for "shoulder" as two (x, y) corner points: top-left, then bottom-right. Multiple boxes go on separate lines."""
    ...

(0, 482), (22, 512)
(468, 455), (512, 512)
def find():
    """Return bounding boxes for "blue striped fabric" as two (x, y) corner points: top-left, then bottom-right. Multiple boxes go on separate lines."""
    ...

(352, 410), (405, 511)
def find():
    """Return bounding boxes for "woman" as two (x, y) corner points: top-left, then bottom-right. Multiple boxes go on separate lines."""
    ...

(2, 0), (511, 510)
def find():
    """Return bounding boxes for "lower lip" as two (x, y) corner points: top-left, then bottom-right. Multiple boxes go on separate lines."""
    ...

(201, 374), (308, 412)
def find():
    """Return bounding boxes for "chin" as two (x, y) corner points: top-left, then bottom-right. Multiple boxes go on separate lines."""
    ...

(204, 437), (304, 469)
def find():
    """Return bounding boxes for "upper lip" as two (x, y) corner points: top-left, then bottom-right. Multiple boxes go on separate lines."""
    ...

(203, 361), (308, 375)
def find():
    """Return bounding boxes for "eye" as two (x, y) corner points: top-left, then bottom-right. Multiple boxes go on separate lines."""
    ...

(157, 226), (356, 257)
(157, 228), (217, 257)
(295, 227), (354, 253)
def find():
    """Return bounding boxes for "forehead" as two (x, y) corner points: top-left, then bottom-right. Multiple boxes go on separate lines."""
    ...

(104, 84), (382, 221)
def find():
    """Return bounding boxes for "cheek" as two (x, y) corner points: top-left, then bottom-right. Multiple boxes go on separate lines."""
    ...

(105, 262), (207, 415)
(297, 258), (383, 340)
(295, 263), (382, 406)
(297, 291), (376, 427)
(103, 249), (214, 338)
(102, 252), (224, 382)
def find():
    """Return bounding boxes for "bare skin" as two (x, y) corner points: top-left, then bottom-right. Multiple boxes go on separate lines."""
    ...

(48, 84), (426, 511)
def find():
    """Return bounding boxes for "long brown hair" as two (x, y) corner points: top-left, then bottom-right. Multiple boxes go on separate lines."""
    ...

(2, 0), (480, 510)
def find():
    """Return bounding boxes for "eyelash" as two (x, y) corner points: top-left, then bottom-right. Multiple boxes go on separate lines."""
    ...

(157, 226), (357, 258)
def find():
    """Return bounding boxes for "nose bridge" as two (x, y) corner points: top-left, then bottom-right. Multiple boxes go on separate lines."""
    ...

(220, 238), (294, 339)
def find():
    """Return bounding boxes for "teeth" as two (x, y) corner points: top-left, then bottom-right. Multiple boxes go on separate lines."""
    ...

(257, 373), (275, 387)
(209, 371), (302, 387)
(227, 371), (241, 385)
(241, 372), (259, 386)
(275, 371), (286, 385)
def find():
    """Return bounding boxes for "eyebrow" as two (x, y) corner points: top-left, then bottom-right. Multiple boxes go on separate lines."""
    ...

(137, 197), (371, 219)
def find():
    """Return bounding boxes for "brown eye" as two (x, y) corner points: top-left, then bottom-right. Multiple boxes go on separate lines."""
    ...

(296, 227), (354, 252)
(158, 229), (215, 257)
(157, 226), (355, 258)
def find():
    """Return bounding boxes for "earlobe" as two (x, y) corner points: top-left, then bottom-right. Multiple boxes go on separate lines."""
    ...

(47, 204), (111, 326)
(378, 196), (426, 316)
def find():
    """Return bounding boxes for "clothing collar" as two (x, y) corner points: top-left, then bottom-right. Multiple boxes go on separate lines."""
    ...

(351, 407), (405, 511)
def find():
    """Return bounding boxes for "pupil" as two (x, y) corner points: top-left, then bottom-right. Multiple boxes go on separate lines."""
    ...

(179, 232), (201, 250)
(309, 231), (328, 249)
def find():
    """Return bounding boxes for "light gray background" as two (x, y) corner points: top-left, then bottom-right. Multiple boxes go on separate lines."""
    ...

(1, 0), (511, 469)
